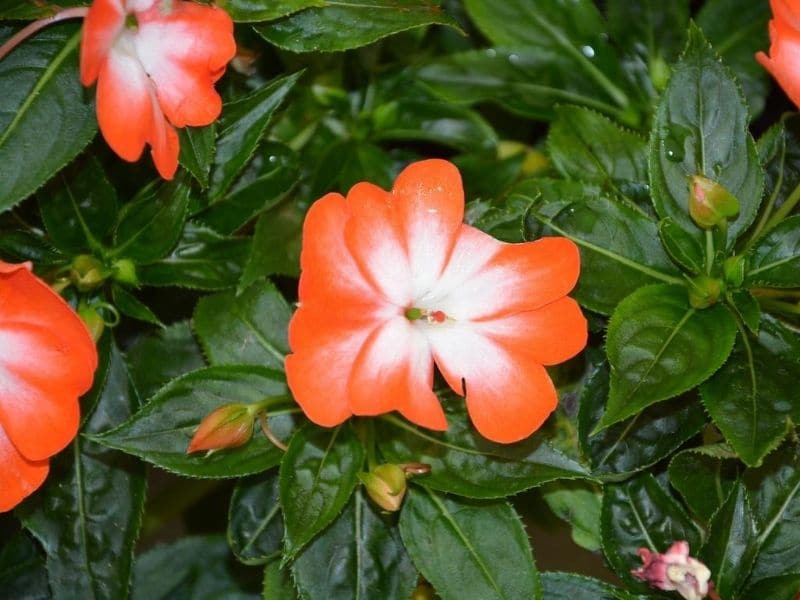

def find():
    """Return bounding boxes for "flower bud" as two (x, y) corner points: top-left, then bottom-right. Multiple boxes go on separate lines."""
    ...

(111, 259), (138, 286)
(723, 255), (745, 288)
(688, 275), (724, 309)
(688, 175), (739, 229)
(70, 255), (107, 292)
(359, 464), (407, 512)
(187, 403), (255, 454)
(78, 305), (105, 342)
(632, 541), (711, 600)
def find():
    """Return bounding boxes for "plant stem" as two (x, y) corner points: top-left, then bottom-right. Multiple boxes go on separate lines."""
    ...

(758, 297), (800, 316)
(705, 229), (715, 275)
(0, 7), (88, 62)
(762, 179), (800, 233)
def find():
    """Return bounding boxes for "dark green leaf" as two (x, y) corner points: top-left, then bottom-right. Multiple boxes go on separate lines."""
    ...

(659, 217), (705, 274)
(132, 536), (260, 600)
(547, 105), (647, 195)
(0, 532), (49, 600)
(701, 316), (800, 466)
(254, 1), (458, 53)
(263, 557), (298, 600)
(701, 483), (759, 599)
(91, 365), (297, 478)
(541, 572), (649, 600)
(541, 481), (602, 552)
(601, 474), (701, 585)
(601, 284), (737, 428)
(218, 0), (322, 22)
(523, 181), (681, 315)
(757, 115), (800, 223)
(0, 229), (64, 265)
(126, 321), (205, 400)
(378, 401), (589, 499)
(741, 574), (800, 600)
(228, 471), (284, 565)
(112, 285), (164, 327)
(746, 216), (800, 288)
(239, 199), (305, 284)
(38, 155), (116, 254)
(400, 489), (540, 600)
(112, 176), (192, 263)
(578, 361), (706, 479)
(19, 343), (145, 600)
(292, 491), (417, 600)
(667, 445), (739, 523)
(137, 224), (251, 290)
(0, 23), (97, 212)
(606, 0), (689, 65)
(179, 124), (216, 189)
(0, 1), (87, 19)
(193, 280), (290, 370)
(210, 72), (302, 200)
(649, 25), (763, 247)
(728, 290), (762, 334)
(310, 140), (396, 198)
(280, 424), (364, 557)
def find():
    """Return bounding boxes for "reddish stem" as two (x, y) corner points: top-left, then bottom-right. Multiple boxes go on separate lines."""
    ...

(0, 6), (88, 62)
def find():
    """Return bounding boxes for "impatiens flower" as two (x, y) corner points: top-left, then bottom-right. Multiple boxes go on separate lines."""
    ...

(632, 541), (712, 600)
(285, 159), (587, 443)
(80, 0), (236, 179)
(757, 0), (800, 108)
(0, 262), (98, 512)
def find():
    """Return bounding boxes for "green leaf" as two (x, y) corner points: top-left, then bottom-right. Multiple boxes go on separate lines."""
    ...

(19, 342), (145, 600)
(578, 361), (706, 479)
(132, 535), (260, 600)
(745, 216), (800, 288)
(112, 285), (164, 327)
(701, 483), (759, 599)
(239, 199), (305, 284)
(697, 0), (771, 119)
(540, 572), (649, 600)
(524, 181), (681, 315)
(197, 144), (299, 235)
(254, 1), (459, 53)
(400, 489), (540, 600)
(547, 105), (647, 196)
(280, 424), (364, 557)
(218, 0), (323, 22)
(91, 365), (297, 478)
(112, 176), (192, 264)
(378, 401), (589, 499)
(741, 574), (800, 600)
(0, 23), (97, 212)
(179, 124), (216, 189)
(743, 443), (800, 584)
(601, 474), (701, 585)
(601, 284), (737, 429)
(309, 140), (396, 198)
(292, 491), (417, 600)
(700, 315), (800, 466)
(649, 24), (763, 247)
(606, 0), (689, 65)
(757, 115), (800, 225)
(371, 98), (497, 153)
(667, 445), (740, 523)
(541, 481), (602, 552)
(729, 290), (762, 334)
(126, 321), (205, 400)
(263, 557), (298, 600)
(0, 229), (64, 265)
(659, 217), (705, 274)
(0, 532), (49, 600)
(228, 471), (284, 565)
(194, 280), (291, 370)
(38, 155), (117, 254)
(137, 223), (251, 290)
(209, 72), (302, 200)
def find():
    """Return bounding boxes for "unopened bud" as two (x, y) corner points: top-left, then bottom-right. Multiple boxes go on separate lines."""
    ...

(78, 305), (105, 342)
(360, 464), (407, 512)
(632, 541), (711, 600)
(187, 404), (255, 454)
(70, 255), (107, 292)
(111, 259), (138, 286)
(688, 275), (724, 309)
(723, 255), (745, 288)
(688, 175), (739, 229)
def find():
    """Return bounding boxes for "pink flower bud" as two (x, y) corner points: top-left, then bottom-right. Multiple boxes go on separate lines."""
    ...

(187, 404), (254, 454)
(632, 541), (711, 600)
(688, 175), (739, 229)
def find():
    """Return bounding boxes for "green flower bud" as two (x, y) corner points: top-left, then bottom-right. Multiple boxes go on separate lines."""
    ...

(688, 275), (724, 309)
(78, 305), (105, 342)
(723, 255), (746, 288)
(70, 255), (107, 292)
(359, 464), (407, 512)
(112, 258), (138, 286)
(688, 175), (739, 229)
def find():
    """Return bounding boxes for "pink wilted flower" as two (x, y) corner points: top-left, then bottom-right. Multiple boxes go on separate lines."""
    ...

(632, 541), (711, 600)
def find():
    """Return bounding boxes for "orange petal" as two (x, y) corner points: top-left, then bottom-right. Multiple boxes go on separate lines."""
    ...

(148, 110), (180, 180)
(475, 297), (588, 366)
(79, 0), (123, 86)
(392, 159), (464, 297)
(427, 323), (558, 443)
(759, 19), (800, 108)
(0, 421), (49, 513)
(135, 1), (236, 127)
(772, 0), (800, 31)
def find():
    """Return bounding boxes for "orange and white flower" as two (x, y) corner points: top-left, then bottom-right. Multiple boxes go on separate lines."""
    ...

(757, 0), (800, 108)
(0, 262), (98, 512)
(80, 0), (236, 179)
(285, 159), (587, 444)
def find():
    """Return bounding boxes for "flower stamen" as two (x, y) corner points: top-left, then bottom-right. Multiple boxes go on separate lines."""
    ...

(405, 307), (450, 324)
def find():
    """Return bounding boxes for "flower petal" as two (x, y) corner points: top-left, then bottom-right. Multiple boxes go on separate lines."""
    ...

(759, 19), (800, 108)
(135, 2), (236, 128)
(0, 422), (48, 513)
(427, 323), (558, 443)
(425, 226), (580, 320)
(392, 159), (464, 298)
(348, 317), (445, 430)
(79, 0), (124, 86)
